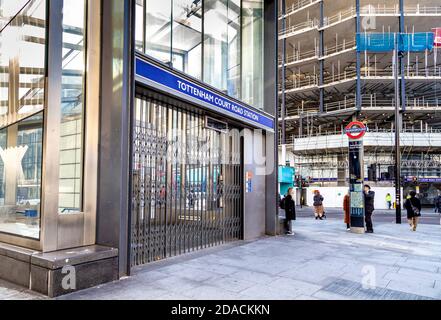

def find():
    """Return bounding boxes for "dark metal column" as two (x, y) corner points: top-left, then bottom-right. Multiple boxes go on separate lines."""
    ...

(319, 0), (324, 113)
(394, 33), (402, 224)
(264, 0), (279, 236)
(355, 0), (362, 112)
(280, 0), (287, 145)
(400, 0), (406, 112)
(97, 0), (134, 277)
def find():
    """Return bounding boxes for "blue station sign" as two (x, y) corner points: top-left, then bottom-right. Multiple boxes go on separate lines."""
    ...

(135, 56), (275, 131)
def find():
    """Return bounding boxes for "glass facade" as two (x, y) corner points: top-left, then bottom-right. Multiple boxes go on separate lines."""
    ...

(136, 0), (264, 110)
(0, 0), (87, 239)
(0, 0), (46, 239)
(59, 0), (86, 213)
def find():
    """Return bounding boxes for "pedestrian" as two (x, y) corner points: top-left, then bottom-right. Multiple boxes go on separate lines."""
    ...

(313, 190), (325, 220)
(434, 192), (441, 213)
(386, 193), (392, 210)
(343, 192), (351, 230)
(282, 188), (296, 235)
(404, 191), (422, 232)
(364, 185), (375, 233)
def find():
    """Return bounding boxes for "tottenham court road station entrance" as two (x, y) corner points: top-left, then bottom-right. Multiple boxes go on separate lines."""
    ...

(0, 0), (278, 296)
(130, 56), (277, 267)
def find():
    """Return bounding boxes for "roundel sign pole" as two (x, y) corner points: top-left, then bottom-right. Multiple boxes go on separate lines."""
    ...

(345, 121), (368, 234)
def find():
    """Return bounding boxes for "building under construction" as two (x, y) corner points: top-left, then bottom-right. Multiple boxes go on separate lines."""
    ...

(279, 0), (441, 207)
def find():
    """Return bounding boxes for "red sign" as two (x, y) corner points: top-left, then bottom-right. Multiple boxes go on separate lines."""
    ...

(434, 28), (441, 48)
(345, 121), (367, 140)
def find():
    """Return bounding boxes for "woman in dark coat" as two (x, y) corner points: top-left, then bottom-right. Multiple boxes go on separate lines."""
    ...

(284, 188), (296, 235)
(404, 191), (422, 232)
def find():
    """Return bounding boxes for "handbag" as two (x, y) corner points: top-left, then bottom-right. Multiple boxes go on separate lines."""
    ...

(411, 204), (421, 217)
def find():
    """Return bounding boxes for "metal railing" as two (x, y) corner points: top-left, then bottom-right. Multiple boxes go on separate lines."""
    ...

(323, 39), (357, 57)
(360, 4), (400, 15)
(322, 7), (356, 28)
(279, 47), (319, 66)
(323, 70), (357, 85)
(283, 75), (319, 91)
(280, 95), (441, 118)
(404, 5), (441, 15)
(406, 66), (441, 77)
(279, 19), (319, 38)
(360, 68), (394, 77)
(292, 127), (441, 140)
(279, 0), (322, 19)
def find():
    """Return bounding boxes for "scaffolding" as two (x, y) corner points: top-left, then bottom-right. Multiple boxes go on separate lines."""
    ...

(279, 0), (441, 187)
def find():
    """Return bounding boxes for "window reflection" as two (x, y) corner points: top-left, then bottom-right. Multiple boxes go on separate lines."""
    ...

(0, 0), (46, 239)
(0, 113), (43, 239)
(0, 0), (46, 128)
(242, 0), (264, 110)
(145, 0), (172, 65)
(59, 0), (86, 213)
(135, 0), (264, 110)
(173, 0), (202, 79)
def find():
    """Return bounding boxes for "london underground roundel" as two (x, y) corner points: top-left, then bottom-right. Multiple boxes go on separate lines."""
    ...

(345, 121), (367, 140)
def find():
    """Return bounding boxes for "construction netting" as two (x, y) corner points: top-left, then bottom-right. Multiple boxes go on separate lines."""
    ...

(357, 32), (436, 52)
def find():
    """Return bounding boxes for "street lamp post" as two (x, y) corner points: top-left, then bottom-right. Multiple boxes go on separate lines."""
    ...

(394, 33), (402, 224)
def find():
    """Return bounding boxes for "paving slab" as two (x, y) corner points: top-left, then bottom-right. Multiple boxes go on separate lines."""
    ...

(2, 218), (441, 300)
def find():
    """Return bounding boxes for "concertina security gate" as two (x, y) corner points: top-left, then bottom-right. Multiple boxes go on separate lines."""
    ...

(131, 96), (243, 266)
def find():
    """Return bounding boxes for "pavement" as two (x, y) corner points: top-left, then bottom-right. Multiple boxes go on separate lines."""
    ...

(1, 217), (441, 300)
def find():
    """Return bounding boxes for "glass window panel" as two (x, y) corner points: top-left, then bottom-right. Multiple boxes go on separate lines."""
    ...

(0, 0), (46, 239)
(203, 0), (242, 98)
(135, 0), (145, 51)
(59, 0), (86, 213)
(0, 0), (46, 129)
(0, 113), (43, 239)
(204, 0), (228, 92)
(145, 0), (172, 65)
(172, 0), (202, 79)
(227, 0), (241, 99)
(0, 0), (29, 28)
(242, 0), (264, 110)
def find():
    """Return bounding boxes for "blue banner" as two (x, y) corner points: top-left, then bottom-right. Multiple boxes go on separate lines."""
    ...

(357, 33), (395, 52)
(357, 32), (435, 52)
(400, 33), (435, 52)
(135, 57), (275, 131)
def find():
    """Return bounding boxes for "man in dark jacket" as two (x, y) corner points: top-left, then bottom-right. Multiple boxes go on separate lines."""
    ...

(434, 192), (441, 213)
(364, 185), (375, 233)
(283, 188), (296, 236)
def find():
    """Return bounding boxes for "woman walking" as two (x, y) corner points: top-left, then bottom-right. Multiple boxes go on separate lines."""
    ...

(343, 192), (351, 230)
(404, 191), (422, 232)
(313, 190), (325, 220)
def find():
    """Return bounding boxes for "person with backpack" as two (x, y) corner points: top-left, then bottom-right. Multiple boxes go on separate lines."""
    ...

(313, 190), (325, 220)
(280, 188), (296, 235)
(404, 191), (422, 232)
